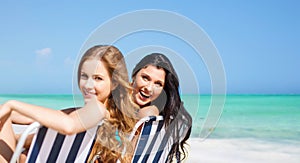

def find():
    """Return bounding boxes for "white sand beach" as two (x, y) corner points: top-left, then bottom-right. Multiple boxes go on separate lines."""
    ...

(13, 125), (300, 163)
(187, 138), (300, 163)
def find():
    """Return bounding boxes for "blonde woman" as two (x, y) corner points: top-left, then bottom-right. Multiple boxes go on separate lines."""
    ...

(0, 45), (138, 162)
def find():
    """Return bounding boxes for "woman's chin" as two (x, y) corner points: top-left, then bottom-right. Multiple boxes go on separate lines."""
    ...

(135, 94), (150, 106)
(84, 98), (91, 103)
(136, 99), (150, 107)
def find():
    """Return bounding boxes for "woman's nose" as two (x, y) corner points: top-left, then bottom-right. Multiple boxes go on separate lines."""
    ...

(85, 78), (94, 88)
(145, 82), (154, 92)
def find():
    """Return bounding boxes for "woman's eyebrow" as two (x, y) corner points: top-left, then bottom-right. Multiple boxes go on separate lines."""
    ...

(156, 80), (165, 85)
(92, 73), (105, 77)
(141, 72), (150, 77)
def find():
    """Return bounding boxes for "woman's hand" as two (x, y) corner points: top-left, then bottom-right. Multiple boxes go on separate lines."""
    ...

(0, 101), (14, 128)
(0, 101), (14, 119)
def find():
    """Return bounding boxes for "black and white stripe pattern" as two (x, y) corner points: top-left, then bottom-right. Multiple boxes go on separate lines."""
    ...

(25, 125), (98, 163)
(125, 116), (173, 163)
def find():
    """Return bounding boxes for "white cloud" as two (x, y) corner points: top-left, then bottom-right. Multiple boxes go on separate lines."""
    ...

(64, 56), (75, 66)
(35, 48), (52, 66)
(35, 48), (52, 56)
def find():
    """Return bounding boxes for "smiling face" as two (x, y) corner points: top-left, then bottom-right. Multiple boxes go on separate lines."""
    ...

(79, 59), (113, 105)
(132, 65), (166, 107)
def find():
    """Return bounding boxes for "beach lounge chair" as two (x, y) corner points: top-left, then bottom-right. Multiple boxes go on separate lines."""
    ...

(11, 115), (175, 163)
(10, 108), (99, 163)
(123, 116), (174, 163)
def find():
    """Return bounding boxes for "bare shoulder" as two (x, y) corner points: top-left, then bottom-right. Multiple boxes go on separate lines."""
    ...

(137, 105), (159, 119)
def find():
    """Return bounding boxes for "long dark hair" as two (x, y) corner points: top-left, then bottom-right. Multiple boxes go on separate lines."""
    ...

(132, 53), (192, 162)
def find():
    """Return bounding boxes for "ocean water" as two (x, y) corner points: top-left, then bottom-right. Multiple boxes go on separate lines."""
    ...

(212, 95), (300, 142)
(1, 94), (299, 143)
(182, 95), (300, 142)
(0, 94), (83, 109)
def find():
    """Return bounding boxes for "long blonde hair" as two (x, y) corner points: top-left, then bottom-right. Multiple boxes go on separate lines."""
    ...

(78, 45), (138, 162)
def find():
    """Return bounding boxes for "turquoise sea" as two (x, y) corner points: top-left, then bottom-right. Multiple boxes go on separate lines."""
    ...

(1, 94), (300, 144)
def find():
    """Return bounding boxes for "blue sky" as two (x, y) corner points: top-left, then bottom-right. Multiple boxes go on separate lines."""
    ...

(0, 1), (299, 94)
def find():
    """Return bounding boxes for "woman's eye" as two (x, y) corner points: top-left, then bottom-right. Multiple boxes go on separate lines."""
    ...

(155, 82), (163, 87)
(142, 75), (149, 81)
(80, 74), (88, 79)
(94, 76), (103, 81)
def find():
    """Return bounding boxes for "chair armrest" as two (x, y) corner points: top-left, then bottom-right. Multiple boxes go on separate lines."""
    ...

(10, 122), (41, 163)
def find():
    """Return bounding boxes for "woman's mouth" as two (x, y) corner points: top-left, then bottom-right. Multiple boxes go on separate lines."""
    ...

(138, 90), (153, 102)
(83, 89), (96, 98)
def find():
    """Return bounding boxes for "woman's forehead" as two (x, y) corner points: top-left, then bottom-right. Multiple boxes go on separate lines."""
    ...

(81, 59), (108, 74)
(139, 65), (166, 80)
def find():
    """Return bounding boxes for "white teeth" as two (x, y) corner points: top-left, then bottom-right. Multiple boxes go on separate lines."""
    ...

(140, 91), (150, 98)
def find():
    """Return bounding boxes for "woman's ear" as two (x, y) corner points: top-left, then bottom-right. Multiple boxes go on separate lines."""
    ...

(112, 83), (118, 90)
(131, 76), (136, 86)
(111, 81), (118, 90)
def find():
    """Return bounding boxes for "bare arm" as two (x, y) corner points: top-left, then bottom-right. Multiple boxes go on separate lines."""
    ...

(0, 97), (108, 135)
(10, 107), (76, 125)
(0, 104), (33, 125)
(11, 111), (34, 125)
